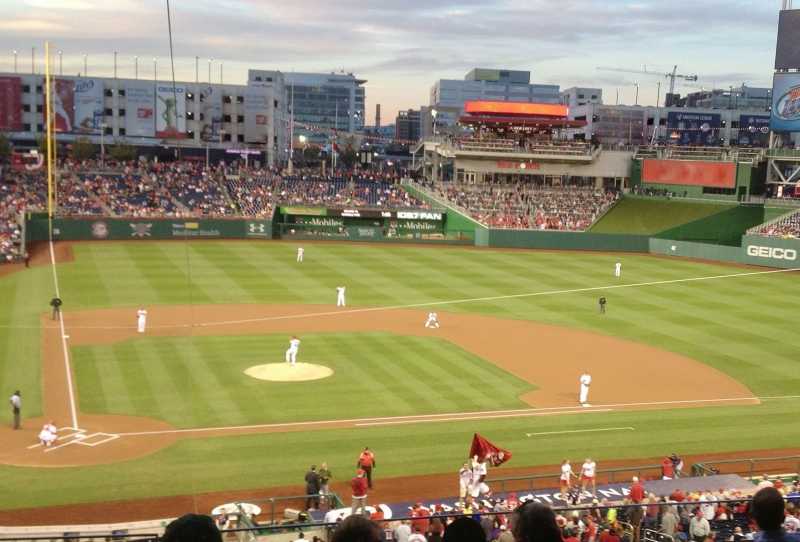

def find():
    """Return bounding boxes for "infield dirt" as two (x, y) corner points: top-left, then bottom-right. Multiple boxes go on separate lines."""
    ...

(0, 303), (756, 470)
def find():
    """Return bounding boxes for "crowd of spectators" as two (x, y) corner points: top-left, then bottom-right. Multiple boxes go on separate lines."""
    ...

(431, 181), (618, 231)
(749, 210), (800, 239)
(163, 483), (800, 542)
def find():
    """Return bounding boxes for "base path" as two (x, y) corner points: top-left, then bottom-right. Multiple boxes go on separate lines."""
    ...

(0, 303), (756, 468)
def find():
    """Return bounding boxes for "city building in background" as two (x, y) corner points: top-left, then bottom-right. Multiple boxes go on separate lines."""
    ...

(679, 85), (772, 110)
(568, 103), (772, 147)
(560, 87), (603, 109)
(0, 71), (296, 166)
(429, 68), (560, 129)
(395, 109), (421, 142)
(270, 71), (366, 144)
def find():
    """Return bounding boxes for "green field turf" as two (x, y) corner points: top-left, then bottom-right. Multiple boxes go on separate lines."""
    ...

(73, 333), (532, 427)
(1, 240), (800, 510)
(590, 198), (734, 234)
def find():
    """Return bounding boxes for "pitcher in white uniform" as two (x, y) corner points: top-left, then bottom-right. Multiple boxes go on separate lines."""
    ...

(614, 262), (622, 278)
(579, 371), (592, 406)
(137, 308), (148, 333)
(297, 247), (304, 263)
(336, 286), (346, 307)
(285, 336), (301, 365)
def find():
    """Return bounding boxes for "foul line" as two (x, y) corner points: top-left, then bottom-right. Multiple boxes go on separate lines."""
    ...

(354, 409), (613, 427)
(526, 426), (635, 437)
(16, 265), (800, 331)
(114, 395), (800, 438)
(49, 239), (80, 430)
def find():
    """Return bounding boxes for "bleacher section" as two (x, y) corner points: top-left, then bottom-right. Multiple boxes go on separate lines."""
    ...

(748, 208), (800, 238)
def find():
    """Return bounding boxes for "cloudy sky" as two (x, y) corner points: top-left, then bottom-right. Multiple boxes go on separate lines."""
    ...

(0, 0), (783, 124)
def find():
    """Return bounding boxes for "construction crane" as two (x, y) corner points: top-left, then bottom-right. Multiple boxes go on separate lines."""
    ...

(597, 65), (699, 99)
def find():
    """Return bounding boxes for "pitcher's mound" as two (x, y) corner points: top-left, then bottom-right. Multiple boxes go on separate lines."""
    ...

(245, 363), (334, 382)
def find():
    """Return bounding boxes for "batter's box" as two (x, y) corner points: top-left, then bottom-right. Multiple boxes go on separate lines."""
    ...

(77, 433), (120, 447)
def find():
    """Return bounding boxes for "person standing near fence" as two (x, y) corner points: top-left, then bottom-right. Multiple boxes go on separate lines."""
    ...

(350, 469), (368, 516)
(304, 465), (321, 510)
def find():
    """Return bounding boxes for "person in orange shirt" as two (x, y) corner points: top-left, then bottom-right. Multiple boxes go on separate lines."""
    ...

(357, 447), (376, 489)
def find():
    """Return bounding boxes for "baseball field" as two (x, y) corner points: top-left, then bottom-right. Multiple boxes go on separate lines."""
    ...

(1, 240), (800, 517)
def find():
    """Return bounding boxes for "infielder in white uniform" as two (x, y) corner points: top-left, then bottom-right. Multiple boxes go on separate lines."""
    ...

(297, 247), (304, 263)
(336, 286), (346, 307)
(579, 371), (592, 406)
(137, 308), (148, 333)
(424, 312), (440, 328)
(614, 262), (622, 278)
(285, 336), (301, 365)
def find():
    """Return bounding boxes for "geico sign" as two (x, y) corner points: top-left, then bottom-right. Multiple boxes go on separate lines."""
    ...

(746, 245), (798, 261)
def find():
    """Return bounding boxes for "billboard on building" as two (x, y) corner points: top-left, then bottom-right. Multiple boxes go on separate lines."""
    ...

(0, 77), (22, 131)
(244, 84), (270, 143)
(666, 112), (721, 145)
(73, 78), (104, 134)
(738, 115), (770, 146)
(52, 78), (75, 132)
(770, 73), (800, 132)
(775, 9), (800, 70)
(125, 81), (155, 138)
(199, 85), (223, 142)
(642, 159), (736, 188)
(155, 84), (186, 139)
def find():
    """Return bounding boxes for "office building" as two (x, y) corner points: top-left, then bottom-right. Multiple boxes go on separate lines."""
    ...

(560, 87), (603, 109)
(395, 109), (421, 142)
(429, 68), (560, 128)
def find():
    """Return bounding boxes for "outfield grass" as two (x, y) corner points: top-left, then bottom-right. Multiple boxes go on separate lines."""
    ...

(2, 241), (800, 510)
(73, 333), (532, 427)
(590, 198), (734, 234)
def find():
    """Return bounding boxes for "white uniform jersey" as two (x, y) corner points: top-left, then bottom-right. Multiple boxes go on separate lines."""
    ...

(560, 463), (573, 481)
(297, 247), (304, 262)
(289, 338), (300, 350)
(615, 262), (622, 277)
(336, 286), (346, 306)
(580, 373), (592, 387)
(137, 309), (148, 333)
(581, 461), (596, 478)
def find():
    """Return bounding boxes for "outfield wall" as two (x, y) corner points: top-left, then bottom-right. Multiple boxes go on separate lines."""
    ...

(650, 236), (800, 269)
(26, 217), (273, 242)
(476, 229), (650, 252)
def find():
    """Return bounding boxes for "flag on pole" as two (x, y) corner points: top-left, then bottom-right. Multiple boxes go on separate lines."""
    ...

(470, 433), (512, 467)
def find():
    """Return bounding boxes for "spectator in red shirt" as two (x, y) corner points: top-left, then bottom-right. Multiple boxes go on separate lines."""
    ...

(357, 447), (376, 489)
(670, 489), (686, 502)
(599, 528), (621, 542)
(410, 503), (430, 534)
(630, 476), (645, 503)
(350, 469), (368, 516)
(629, 477), (646, 542)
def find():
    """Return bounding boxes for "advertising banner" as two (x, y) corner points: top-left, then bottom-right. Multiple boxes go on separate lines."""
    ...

(770, 73), (800, 132)
(738, 115), (770, 146)
(52, 78), (75, 132)
(125, 81), (156, 138)
(244, 84), (270, 143)
(642, 159), (736, 188)
(0, 76), (22, 131)
(155, 84), (186, 139)
(666, 112), (721, 145)
(73, 78), (104, 134)
(199, 85), (222, 141)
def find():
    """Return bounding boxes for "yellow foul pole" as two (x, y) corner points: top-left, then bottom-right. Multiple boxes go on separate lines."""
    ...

(45, 42), (54, 221)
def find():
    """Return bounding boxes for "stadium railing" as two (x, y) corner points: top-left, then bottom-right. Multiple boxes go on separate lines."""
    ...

(486, 464), (663, 493)
(691, 455), (800, 479)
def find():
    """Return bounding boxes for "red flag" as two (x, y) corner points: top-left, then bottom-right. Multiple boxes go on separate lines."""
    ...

(470, 433), (512, 467)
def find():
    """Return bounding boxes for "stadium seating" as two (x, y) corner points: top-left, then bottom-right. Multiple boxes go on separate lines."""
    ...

(748, 208), (800, 238)
(430, 182), (618, 231)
